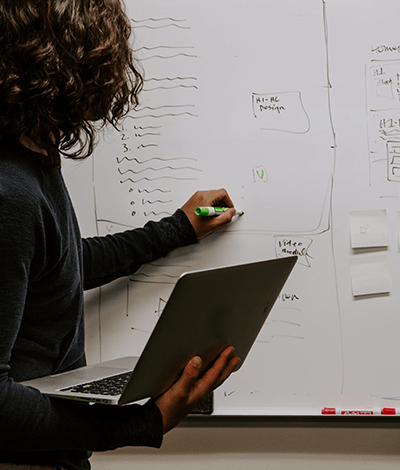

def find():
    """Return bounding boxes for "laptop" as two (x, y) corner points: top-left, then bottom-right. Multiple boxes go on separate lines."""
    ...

(22, 256), (297, 406)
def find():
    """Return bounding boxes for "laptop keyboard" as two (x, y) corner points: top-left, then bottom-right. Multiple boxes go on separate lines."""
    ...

(60, 371), (132, 396)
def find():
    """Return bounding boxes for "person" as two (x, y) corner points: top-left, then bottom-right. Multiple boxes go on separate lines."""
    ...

(0, 1), (240, 469)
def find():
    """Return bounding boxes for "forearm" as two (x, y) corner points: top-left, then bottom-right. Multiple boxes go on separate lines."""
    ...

(0, 377), (163, 453)
(83, 209), (197, 290)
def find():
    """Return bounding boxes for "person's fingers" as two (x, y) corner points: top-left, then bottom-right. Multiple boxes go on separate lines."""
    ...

(208, 188), (234, 208)
(178, 356), (203, 390)
(154, 348), (239, 434)
(195, 347), (240, 392)
(212, 356), (241, 389)
(180, 189), (238, 239)
(208, 207), (236, 226)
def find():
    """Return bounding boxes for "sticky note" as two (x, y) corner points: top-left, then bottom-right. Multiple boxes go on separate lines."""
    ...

(349, 209), (388, 249)
(350, 255), (390, 297)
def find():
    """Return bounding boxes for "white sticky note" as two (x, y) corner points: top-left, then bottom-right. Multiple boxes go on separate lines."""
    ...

(349, 209), (388, 248)
(350, 255), (390, 297)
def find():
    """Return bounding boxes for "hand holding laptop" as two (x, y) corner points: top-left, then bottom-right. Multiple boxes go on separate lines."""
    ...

(155, 346), (240, 434)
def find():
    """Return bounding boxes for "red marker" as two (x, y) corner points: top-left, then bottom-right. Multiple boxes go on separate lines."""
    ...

(340, 409), (374, 416)
(321, 408), (336, 415)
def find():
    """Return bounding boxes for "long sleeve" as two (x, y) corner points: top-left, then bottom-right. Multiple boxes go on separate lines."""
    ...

(83, 209), (197, 290)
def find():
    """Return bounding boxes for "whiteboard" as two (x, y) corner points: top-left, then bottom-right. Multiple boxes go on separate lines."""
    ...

(63, 0), (400, 415)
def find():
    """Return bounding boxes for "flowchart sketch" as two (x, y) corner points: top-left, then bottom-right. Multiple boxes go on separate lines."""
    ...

(366, 48), (400, 187)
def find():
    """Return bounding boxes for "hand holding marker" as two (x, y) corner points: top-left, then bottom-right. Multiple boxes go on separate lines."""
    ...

(195, 207), (244, 217)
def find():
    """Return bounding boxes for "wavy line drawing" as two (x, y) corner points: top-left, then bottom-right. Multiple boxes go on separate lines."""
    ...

(130, 272), (178, 279)
(117, 156), (197, 164)
(135, 105), (195, 112)
(126, 112), (198, 119)
(142, 199), (173, 205)
(133, 125), (162, 130)
(118, 166), (202, 175)
(121, 176), (199, 184)
(135, 46), (194, 52)
(131, 17), (188, 24)
(144, 85), (198, 92)
(138, 189), (172, 194)
(133, 24), (190, 31)
(129, 277), (177, 285)
(147, 262), (191, 268)
(143, 77), (198, 91)
(144, 211), (173, 217)
(145, 76), (197, 82)
(137, 144), (158, 149)
(135, 133), (161, 137)
(141, 53), (196, 60)
(129, 279), (176, 285)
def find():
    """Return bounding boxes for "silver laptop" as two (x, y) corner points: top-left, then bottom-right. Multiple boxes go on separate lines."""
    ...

(22, 256), (297, 406)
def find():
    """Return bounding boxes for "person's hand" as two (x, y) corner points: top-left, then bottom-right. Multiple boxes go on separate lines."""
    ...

(154, 346), (240, 434)
(181, 188), (236, 239)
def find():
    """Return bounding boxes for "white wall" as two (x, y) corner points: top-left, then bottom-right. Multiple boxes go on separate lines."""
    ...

(91, 421), (400, 470)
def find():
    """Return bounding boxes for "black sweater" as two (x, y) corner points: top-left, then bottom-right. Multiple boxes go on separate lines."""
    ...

(0, 140), (197, 470)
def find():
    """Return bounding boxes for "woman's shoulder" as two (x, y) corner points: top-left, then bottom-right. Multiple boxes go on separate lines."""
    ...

(0, 140), (51, 213)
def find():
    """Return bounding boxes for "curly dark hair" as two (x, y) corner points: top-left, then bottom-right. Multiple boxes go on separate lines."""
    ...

(0, 0), (143, 166)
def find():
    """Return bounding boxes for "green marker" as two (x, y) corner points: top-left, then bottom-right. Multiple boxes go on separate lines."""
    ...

(195, 207), (244, 216)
